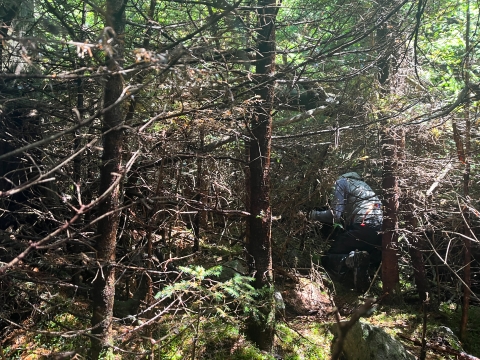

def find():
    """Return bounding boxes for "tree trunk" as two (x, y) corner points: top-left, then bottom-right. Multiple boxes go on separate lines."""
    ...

(193, 128), (206, 252)
(90, 0), (126, 358)
(246, 0), (276, 352)
(460, 209), (472, 342)
(381, 128), (401, 302)
(460, 0), (471, 339)
(377, 2), (401, 302)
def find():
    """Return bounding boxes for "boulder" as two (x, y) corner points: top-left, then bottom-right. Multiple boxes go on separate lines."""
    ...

(331, 320), (415, 360)
(282, 277), (333, 315)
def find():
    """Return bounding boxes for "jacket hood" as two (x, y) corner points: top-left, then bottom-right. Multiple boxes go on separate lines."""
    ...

(341, 172), (362, 180)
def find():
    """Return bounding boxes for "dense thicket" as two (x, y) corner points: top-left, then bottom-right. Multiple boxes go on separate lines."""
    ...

(0, 0), (479, 357)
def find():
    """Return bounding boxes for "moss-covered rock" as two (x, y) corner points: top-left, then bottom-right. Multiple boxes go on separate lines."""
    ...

(331, 320), (416, 360)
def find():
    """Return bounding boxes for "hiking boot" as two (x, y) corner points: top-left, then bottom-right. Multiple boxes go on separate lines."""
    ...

(345, 251), (370, 293)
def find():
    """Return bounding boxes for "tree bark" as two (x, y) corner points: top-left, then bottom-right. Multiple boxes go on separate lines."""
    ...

(381, 128), (401, 302)
(90, 0), (127, 358)
(246, 0), (276, 352)
(377, 0), (401, 302)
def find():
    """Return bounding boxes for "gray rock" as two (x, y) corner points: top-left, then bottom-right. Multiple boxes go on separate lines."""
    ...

(274, 291), (285, 310)
(274, 291), (286, 318)
(331, 320), (415, 360)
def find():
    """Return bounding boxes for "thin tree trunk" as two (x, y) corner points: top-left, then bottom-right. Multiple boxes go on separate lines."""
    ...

(246, 0), (276, 352)
(73, 2), (87, 186)
(460, 0), (471, 340)
(377, 3), (401, 302)
(90, 0), (127, 358)
(193, 128), (206, 252)
(142, 2), (157, 352)
(460, 205), (472, 342)
(381, 128), (401, 302)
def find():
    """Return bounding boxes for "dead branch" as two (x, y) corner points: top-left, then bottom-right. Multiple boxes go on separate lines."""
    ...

(0, 152), (140, 275)
(426, 162), (453, 197)
(330, 297), (379, 360)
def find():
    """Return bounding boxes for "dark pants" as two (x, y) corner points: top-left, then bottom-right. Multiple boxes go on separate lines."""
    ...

(322, 224), (382, 293)
(328, 223), (382, 259)
(323, 223), (382, 273)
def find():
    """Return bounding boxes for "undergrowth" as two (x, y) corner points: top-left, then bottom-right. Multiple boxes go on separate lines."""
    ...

(2, 264), (480, 359)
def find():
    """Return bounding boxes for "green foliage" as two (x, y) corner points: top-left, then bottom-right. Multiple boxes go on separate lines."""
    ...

(153, 315), (273, 359)
(154, 265), (257, 315)
(149, 266), (285, 358)
(419, 0), (480, 94)
(34, 313), (85, 351)
(99, 348), (116, 360)
(276, 322), (332, 359)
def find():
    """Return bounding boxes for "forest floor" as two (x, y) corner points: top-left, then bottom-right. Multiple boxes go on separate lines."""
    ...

(1, 228), (479, 359)
(2, 271), (479, 360)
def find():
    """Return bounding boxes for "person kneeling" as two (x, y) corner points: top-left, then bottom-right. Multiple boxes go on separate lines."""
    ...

(310, 172), (382, 292)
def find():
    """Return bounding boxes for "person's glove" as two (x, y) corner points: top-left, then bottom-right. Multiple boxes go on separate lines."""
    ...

(309, 209), (334, 223)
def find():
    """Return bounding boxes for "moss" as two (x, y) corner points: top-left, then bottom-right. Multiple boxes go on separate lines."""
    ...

(275, 322), (332, 359)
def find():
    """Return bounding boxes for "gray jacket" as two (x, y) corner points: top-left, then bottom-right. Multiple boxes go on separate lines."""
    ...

(333, 172), (382, 226)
